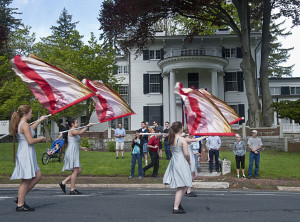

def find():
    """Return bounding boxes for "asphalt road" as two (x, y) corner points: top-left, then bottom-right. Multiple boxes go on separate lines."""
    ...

(0, 188), (300, 222)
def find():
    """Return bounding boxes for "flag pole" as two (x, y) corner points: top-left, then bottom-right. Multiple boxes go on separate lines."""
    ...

(59, 122), (101, 134)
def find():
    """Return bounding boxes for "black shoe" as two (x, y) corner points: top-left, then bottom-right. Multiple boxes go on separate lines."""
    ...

(248, 176), (251, 179)
(59, 182), (66, 193)
(216, 169), (220, 173)
(255, 176), (258, 179)
(209, 170), (212, 173)
(116, 157), (119, 159)
(173, 204), (184, 210)
(173, 208), (186, 214)
(70, 189), (82, 195)
(14, 197), (30, 208)
(122, 156), (124, 159)
(16, 205), (35, 212)
(185, 192), (197, 197)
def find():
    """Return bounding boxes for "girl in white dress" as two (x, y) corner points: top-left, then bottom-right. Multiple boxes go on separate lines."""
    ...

(163, 122), (191, 214)
(59, 118), (93, 195)
(10, 105), (46, 212)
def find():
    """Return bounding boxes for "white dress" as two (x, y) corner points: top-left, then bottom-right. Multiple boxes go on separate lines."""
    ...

(11, 121), (40, 180)
(163, 138), (192, 188)
(62, 133), (81, 171)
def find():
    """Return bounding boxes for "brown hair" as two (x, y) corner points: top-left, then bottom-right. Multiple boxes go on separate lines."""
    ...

(168, 122), (183, 146)
(9, 105), (31, 135)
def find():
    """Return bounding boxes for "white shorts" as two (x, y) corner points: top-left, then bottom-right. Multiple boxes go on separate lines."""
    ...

(116, 142), (124, 151)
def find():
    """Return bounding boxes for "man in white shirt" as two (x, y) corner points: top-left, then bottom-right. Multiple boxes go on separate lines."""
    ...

(206, 136), (221, 173)
(247, 130), (263, 179)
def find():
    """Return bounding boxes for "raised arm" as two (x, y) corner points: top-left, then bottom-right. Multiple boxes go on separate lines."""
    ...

(70, 123), (94, 136)
(30, 115), (47, 130)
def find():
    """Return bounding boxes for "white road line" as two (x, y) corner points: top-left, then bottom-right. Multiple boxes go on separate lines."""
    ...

(0, 197), (12, 199)
(138, 194), (173, 196)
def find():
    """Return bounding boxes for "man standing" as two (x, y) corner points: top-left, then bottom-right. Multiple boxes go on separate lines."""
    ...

(139, 121), (150, 165)
(163, 121), (172, 160)
(248, 130), (263, 179)
(114, 123), (126, 159)
(143, 130), (160, 177)
(153, 121), (163, 159)
(206, 136), (221, 173)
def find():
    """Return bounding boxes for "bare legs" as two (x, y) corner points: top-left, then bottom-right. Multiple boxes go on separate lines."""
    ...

(116, 150), (119, 158)
(17, 170), (42, 207)
(236, 168), (245, 176)
(159, 149), (163, 159)
(186, 172), (198, 194)
(174, 187), (188, 210)
(144, 152), (148, 165)
(62, 167), (82, 191)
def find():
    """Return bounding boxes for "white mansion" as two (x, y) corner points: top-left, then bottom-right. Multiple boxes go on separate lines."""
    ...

(51, 31), (300, 134)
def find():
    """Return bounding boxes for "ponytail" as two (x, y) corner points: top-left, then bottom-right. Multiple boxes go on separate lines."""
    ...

(168, 121), (183, 146)
(9, 105), (31, 135)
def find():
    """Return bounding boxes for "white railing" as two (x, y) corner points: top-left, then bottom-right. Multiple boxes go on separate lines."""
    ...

(282, 123), (300, 133)
(164, 48), (223, 59)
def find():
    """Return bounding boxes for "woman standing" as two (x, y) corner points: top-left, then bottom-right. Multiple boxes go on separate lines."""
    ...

(163, 122), (192, 214)
(10, 105), (46, 212)
(59, 118), (93, 195)
(233, 134), (246, 178)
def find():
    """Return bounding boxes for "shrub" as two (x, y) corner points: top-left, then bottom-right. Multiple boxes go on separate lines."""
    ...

(107, 139), (116, 152)
(80, 137), (93, 149)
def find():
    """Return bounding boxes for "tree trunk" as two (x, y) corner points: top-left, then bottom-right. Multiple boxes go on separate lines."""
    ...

(260, 0), (273, 127)
(43, 119), (52, 142)
(234, 0), (261, 127)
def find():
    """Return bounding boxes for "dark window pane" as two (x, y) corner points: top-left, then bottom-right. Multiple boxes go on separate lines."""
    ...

(150, 50), (154, 59)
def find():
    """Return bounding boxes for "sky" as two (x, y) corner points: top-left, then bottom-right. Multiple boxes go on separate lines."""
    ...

(10, 0), (300, 77)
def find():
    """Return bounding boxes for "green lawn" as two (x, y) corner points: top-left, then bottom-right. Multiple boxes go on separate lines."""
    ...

(0, 143), (299, 179)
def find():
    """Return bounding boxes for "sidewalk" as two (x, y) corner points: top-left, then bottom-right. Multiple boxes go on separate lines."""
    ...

(0, 175), (299, 191)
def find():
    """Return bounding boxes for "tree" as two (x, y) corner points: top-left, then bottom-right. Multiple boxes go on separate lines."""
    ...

(99, 0), (300, 127)
(272, 100), (300, 123)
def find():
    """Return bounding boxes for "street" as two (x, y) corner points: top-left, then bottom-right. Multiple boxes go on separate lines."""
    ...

(0, 188), (300, 222)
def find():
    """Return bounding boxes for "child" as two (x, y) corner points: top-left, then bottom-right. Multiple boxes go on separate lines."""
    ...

(47, 133), (64, 155)
(128, 130), (144, 180)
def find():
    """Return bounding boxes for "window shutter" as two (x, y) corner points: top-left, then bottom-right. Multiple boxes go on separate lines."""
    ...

(237, 47), (243, 58)
(222, 47), (225, 58)
(160, 105), (164, 126)
(160, 48), (164, 59)
(143, 106), (150, 123)
(238, 104), (245, 124)
(113, 68), (118, 75)
(237, 72), (244, 92)
(160, 74), (163, 94)
(143, 74), (149, 94)
(281, 87), (290, 95)
(224, 72), (228, 92)
(143, 50), (149, 60)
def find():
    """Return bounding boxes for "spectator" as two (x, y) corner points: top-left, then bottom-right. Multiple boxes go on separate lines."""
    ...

(163, 121), (172, 160)
(233, 134), (246, 178)
(139, 121), (150, 166)
(145, 121), (151, 140)
(247, 130), (263, 179)
(153, 120), (163, 159)
(114, 123), (126, 159)
(206, 136), (221, 173)
(128, 130), (143, 180)
(143, 129), (160, 177)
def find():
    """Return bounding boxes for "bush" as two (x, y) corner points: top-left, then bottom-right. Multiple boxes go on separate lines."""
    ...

(107, 139), (116, 152)
(80, 137), (93, 149)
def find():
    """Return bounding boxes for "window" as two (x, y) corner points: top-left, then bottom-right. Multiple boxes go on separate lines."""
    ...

(290, 87), (300, 95)
(143, 50), (162, 60)
(119, 86), (129, 103)
(225, 72), (243, 92)
(223, 47), (242, 58)
(111, 117), (129, 130)
(269, 87), (281, 95)
(188, 73), (199, 88)
(149, 74), (161, 93)
(143, 106), (163, 126)
(143, 73), (162, 94)
(229, 104), (245, 124)
(117, 65), (128, 74)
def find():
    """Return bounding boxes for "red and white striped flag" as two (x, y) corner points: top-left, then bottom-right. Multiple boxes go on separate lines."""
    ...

(82, 79), (135, 123)
(175, 82), (235, 136)
(11, 55), (95, 115)
(199, 89), (243, 125)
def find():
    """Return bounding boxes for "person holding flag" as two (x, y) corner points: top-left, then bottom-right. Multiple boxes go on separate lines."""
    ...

(59, 118), (94, 195)
(10, 105), (47, 212)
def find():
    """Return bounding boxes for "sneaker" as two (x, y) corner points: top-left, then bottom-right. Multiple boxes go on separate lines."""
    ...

(122, 156), (124, 159)
(237, 174), (240, 178)
(16, 205), (35, 212)
(185, 192), (197, 197)
(242, 175), (246, 179)
(59, 181), (66, 194)
(70, 189), (81, 195)
(138, 176), (142, 180)
(173, 208), (186, 214)
(255, 176), (258, 179)
(128, 176), (133, 179)
(248, 176), (251, 179)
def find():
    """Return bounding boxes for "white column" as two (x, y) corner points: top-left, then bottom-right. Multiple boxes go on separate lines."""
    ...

(217, 73), (224, 100)
(163, 74), (170, 123)
(211, 69), (218, 96)
(169, 70), (176, 124)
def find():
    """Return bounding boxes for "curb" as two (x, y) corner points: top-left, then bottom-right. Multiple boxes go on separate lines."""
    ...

(277, 186), (300, 192)
(0, 182), (230, 189)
